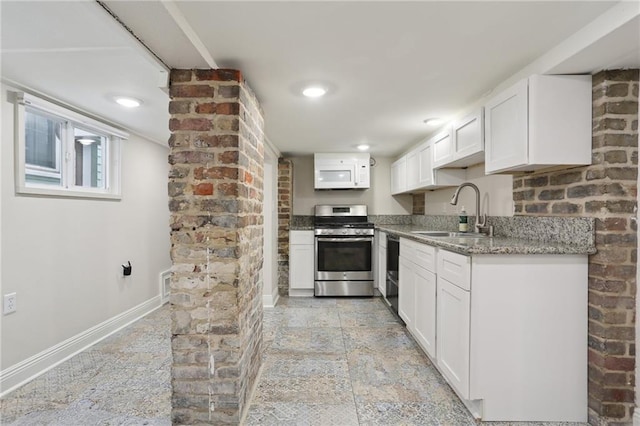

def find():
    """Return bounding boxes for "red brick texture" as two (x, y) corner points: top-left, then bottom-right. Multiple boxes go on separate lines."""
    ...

(168, 69), (264, 424)
(412, 193), (425, 215)
(513, 69), (638, 425)
(277, 159), (293, 294)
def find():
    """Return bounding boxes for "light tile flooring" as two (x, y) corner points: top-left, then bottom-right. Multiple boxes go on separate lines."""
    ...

(250, 296), (586, 426)
(0, 296), (587, 425)
(0, 307), (171, 425)
(247, 296), (476, 425)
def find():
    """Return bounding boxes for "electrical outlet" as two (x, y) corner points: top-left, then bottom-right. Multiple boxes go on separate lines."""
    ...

(4, 293), (17, 314)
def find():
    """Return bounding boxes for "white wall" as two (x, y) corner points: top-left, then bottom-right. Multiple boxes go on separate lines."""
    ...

(424, 164), (514, 217)
(292, 155), (412, 215)
(0, 85), (171, 369)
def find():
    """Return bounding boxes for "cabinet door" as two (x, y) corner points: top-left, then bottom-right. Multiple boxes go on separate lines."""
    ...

(437, 277), (470, 399)
(484, 79), (528, 174)
(452, 109), (484, 166)
(391, 156), (407, 195)
(414, 266), (437, 358)
(406, 150), (419, 191)
(398, 257), (415, 329)
(432, 128), (454, 169)
(289, 244), (314, 290)
(417, 142), (433, 187)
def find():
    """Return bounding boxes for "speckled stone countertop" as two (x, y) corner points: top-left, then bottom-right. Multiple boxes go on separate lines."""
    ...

(288, 214), (596, 255)
(376, 224), (596, 255)
(290, 216), (314, 230)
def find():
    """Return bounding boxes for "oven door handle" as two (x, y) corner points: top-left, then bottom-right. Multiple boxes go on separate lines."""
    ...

(316, 237), (373, 243)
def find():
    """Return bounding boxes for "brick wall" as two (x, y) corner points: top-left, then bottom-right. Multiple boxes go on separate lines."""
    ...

(168, 69), (264, 424)
(412, 192), (425, 214)
(277, 158), (293, 295)
(513, 69), (638, 425)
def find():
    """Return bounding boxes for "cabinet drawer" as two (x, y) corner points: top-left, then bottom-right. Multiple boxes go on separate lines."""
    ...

(400, 238), (436, 272)
(290, 230), (314, 245)
(438, 250), (471, 291)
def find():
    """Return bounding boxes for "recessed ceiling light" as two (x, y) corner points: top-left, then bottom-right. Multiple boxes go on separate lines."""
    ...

(357, 144), (370, 151)
(302, 86), (327, 98)
(114, 96), (142, 108)
(423, 118), (442, 126)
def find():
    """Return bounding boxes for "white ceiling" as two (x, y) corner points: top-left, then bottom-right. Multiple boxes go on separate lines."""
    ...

(2, 1), (639, 157)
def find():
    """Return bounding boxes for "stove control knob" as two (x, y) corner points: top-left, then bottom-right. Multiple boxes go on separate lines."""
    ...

(342, 229), (347, 235)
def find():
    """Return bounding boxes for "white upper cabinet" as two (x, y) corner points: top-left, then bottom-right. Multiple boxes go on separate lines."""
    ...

(484, 74), (592, 174)
(449, 108), (485, 168)
(406, 149), (420, 191)
(390, 155), (407, 195)
(392, 138), (465, 195)
(417, 142), (433, 187)
(431, 127), (454, 169)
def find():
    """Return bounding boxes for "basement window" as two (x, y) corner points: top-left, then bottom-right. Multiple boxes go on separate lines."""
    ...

(14, 92), (126, 199)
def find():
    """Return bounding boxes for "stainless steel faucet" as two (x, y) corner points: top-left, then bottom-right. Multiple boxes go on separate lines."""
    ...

(450, 182), (490, 235)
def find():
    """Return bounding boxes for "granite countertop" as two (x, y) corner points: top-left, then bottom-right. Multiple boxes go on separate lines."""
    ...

(376, 224), (596, 256)
(290, 225), (314, 230)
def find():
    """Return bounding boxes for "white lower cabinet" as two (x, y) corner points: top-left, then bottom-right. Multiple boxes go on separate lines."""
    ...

(437, 276), (470, 399)
(398, 257), (415, 329)
(412, 264), (437, 358)
(399, 238), (436, 357)
(288, 230), (314, 296)
(396, 236), (588, 422)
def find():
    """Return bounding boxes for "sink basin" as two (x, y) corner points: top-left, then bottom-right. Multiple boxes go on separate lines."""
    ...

(411, 231), (489, 238)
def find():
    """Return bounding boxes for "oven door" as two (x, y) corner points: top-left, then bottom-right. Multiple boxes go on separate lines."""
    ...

(315, 236), (373, 281)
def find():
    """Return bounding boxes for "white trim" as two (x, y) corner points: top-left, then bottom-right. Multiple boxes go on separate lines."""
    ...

(264, 136), (281, 159)
(12, 91), (124, 200)
(0, 295), (162, 397)
(17, 92), (129, 139)
(3, 80), (129, 139)
(160, 269), (171, 305)
(288, 289), (314, 297)
(14, 186), (122, 200)
(262, 293), (280, 308)
(161, 0), (218, 69)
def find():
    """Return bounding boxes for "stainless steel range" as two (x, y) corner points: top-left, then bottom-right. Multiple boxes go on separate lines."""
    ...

(314, 205), (374, 297)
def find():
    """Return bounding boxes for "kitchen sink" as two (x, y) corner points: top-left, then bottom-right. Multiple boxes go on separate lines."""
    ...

(411, 231), (489, 238)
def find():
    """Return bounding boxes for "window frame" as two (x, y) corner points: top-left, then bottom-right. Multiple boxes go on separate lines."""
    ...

(14, 92), (126, 200)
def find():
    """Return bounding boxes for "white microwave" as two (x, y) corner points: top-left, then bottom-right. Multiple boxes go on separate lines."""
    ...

(314, 153), (370, 189)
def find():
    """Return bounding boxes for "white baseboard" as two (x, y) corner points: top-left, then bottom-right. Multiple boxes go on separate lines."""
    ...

(263, 291), (280, 308)
(0, 295), (162, 397)
(288, 289), (314, 297)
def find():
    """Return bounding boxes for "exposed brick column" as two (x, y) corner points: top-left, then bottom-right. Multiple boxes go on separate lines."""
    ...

(412, 193), (425, 215)
(277, 158), (293, 295)
(168, 69), (264, 424)
(513, 69), (638, 424)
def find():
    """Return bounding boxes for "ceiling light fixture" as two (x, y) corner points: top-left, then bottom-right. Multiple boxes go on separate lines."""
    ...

(357, 144), (370, 151)
(77, 138), (95, 146)
(302, 86), (327, 98)
(114, 96), (142, 108)
(423, 118), (442, 126)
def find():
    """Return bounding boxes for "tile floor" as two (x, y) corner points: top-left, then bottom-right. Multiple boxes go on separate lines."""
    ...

(248, 296), (587, 426)
(246, 296), (477, 425)
(0, 296), (587, 425)
(0, 307), (171, 425)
